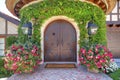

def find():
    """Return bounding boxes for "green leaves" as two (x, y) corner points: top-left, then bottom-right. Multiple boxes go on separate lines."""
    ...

(19, 0), (106, 47)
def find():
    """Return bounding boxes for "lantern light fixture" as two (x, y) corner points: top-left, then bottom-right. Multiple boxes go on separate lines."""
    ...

(22, 22), (32, 36)
(87, 21), (98, 35)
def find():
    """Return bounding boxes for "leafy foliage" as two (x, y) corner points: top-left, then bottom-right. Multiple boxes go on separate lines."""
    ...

(0, 57), (13, 78)
(19, 0), (107, 47)
(80, 44), (113, 73)
(109, 68), (120, 80)
(4, 41), (41, 73)
(6, 36), (18, 49)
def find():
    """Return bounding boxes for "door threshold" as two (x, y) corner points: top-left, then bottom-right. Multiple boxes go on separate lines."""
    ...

(44, 62), (77, 64)
(44, 62), (78, 68)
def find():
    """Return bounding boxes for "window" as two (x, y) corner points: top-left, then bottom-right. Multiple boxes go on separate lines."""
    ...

(0, 38), (5, 56)
(106, 0), (120, 24)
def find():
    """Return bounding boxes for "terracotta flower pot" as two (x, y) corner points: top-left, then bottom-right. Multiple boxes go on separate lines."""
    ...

(87, 68), (99, 73)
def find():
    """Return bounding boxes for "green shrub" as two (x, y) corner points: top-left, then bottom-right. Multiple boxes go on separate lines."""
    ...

(109, 68), (120, 80)
(6, 36), (18, 49)
(0, 57), (13, 78)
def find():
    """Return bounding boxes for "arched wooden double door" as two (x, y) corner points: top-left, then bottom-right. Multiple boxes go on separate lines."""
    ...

(44, 20), (77, 62)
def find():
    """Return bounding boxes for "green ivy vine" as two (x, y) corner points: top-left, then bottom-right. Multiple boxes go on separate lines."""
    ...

(19, 0), (107, 47)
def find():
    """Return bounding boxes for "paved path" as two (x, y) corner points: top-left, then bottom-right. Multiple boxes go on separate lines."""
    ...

(8, 65), (112, 80)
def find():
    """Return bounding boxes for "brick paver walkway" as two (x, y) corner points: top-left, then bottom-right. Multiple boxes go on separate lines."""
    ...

(8, 65), (112, 80)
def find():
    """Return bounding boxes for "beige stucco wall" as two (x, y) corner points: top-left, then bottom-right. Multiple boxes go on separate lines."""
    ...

(7, 21), (18, 34)
(107, 26), (120, 58)
(0, 17), (5, 34)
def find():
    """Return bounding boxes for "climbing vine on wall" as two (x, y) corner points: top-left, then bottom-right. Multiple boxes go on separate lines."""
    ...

(19, 0), (107, 47)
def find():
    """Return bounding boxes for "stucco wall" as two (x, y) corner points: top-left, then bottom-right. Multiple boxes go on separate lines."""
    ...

(107, 26), (120, 58)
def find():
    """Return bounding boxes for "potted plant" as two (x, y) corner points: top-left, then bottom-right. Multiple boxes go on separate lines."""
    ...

(79, 44), (114, 73)
(3, 42), (41, 74)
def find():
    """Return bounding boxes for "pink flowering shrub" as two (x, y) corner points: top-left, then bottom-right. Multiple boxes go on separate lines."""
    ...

(79, 44), (113, 73)
(4, 44), (41, 74)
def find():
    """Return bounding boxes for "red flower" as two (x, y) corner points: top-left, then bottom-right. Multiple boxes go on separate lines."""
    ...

(6, 53), (13, 57)
(17, 52), (21, 55)
(83, 61), (86, 64)
(13, 56), (20, 62)
(31, 49), (36, 54)
(4, 44), (41, 74)
(25, 55), (29, 59)
(96, 54), (101, 59)
(79, 57), (84, 61)
(80, 48), (86, 54)
(88, 50), (93, 54)
(96, 62), (102, 68)
(100, 59), (106, 63)
(108, 52), (113, 58)
(11, 62), (18, 70)
(20, 47), (24, 51)
(86, 64), (90, 67)
(95, 48), (98, 53)
(11, 45), (18, 50)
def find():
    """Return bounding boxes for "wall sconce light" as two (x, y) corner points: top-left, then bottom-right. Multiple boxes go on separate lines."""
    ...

(87, 21), (98, 35)
(22, 22), (32, 36)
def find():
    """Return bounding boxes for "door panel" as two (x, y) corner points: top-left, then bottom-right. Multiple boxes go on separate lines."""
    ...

(44, 20), (76, 62)
(60, 21), (76, 61)
(44, 22), (60, 61)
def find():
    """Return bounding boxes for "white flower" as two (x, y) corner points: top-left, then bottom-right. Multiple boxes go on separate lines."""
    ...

(104, 61), (119, 73)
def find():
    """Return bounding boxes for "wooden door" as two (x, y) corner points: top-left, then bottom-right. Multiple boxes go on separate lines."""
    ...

(44, 20), (76, 62)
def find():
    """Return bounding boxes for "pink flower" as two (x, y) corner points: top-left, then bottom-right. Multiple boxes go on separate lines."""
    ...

(80, 48), (86, 54)
(102, 46), (107, 51)
(4, 64), (8, 69)
(88, 50), (93, 54)
(15, 71), (22, 74)
(6, 53), (13, 57)
(96, 54), (101, 59)
(13, 57), (20, 62)
(108, 52), (113, 58)
(11, 62), (18, 70)
(11, 45), (18, 50)
(17, 52), (21, 55)
(79, 57), (84, 61)
(20, 47), (24, 51)
(110, 59), (114, 62)
(96, 62), (102, 68)
(83, 61), (86, 64)
(31, 49), (36, 54)
(100, 59), (106, 63)
(95, 48), (98, 53)
(86, 64), (90, 67)
(25, 55), (29, 59)
(36, 60), (41, 65)
(87, 56), (93, 59)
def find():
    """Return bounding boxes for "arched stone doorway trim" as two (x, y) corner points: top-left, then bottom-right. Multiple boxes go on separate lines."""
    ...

(41, 16), (80, 64)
